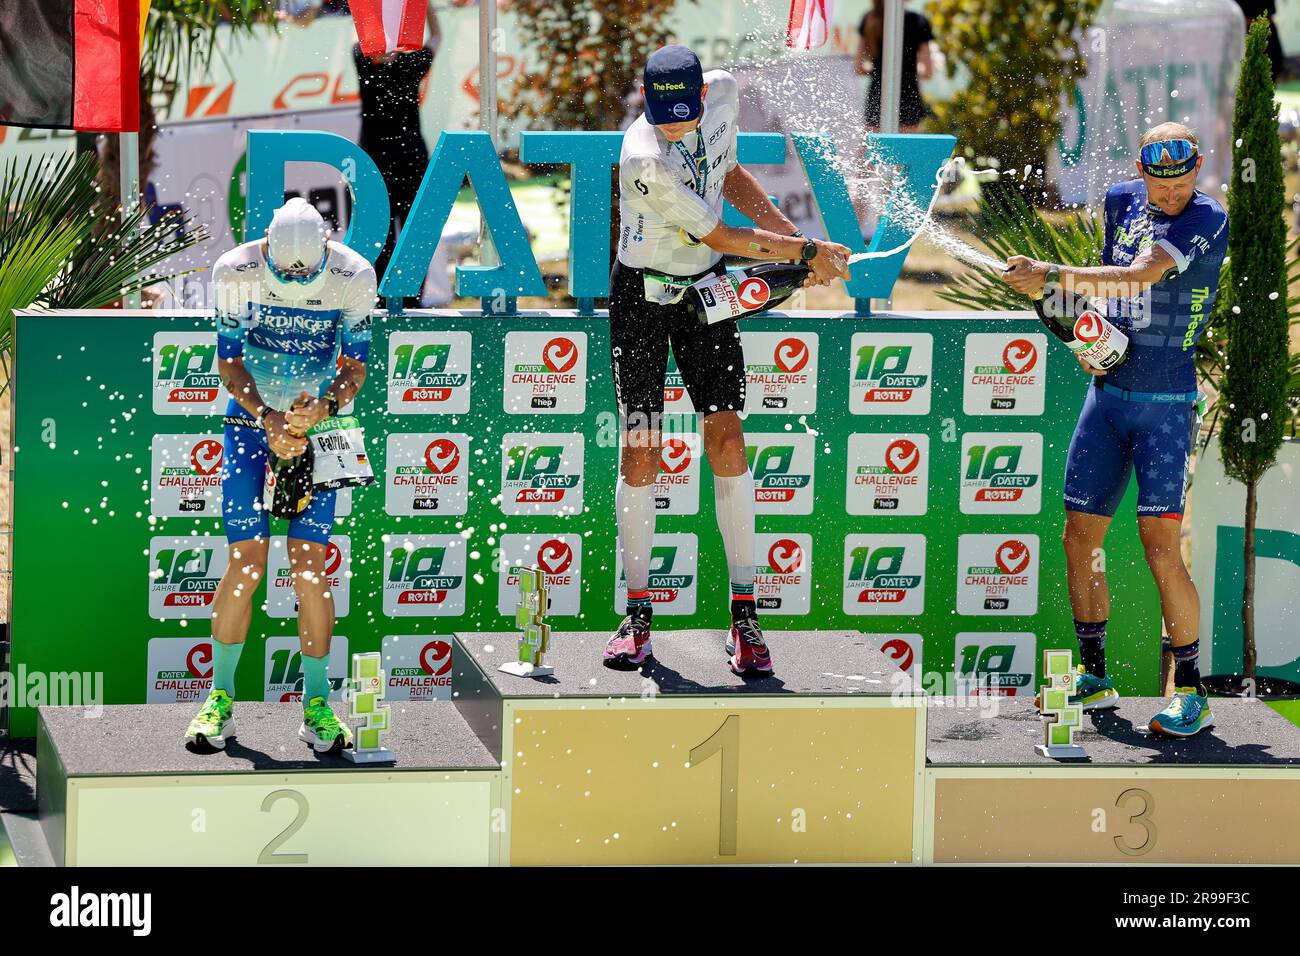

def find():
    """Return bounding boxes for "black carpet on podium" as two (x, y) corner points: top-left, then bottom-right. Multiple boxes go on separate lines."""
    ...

(38, 702), (499, 775)
(927, 696), (1300, 765)
(461, 629), (914, 697)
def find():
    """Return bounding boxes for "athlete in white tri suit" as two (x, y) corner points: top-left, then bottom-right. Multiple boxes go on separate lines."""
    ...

(604, 44), (851, 676)
(184, 198), (377, 754)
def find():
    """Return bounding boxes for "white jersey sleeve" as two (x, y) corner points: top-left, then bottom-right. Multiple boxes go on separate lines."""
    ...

(618, 153), (721, 243)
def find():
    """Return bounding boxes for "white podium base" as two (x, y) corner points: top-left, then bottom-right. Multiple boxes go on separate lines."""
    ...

(497, 660), (554, 678)
(342, 747), (397, 765)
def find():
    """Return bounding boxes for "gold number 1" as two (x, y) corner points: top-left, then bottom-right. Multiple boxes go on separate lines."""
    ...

(689, 714), (740, 857)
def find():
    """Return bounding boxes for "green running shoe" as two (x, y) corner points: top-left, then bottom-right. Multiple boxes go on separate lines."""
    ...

(1036, 665), (1120, 712)
(299, 696), (353, 754)
(185, 689), (235, 750)
(1149, 687), (1214, 737)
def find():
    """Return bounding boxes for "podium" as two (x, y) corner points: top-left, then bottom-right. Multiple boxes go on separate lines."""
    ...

(5, 632), (1300, 866)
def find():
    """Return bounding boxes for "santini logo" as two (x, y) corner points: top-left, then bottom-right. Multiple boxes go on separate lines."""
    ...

(50, 886), (151, 936)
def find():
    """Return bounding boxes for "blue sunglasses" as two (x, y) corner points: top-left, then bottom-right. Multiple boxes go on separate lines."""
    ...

(1140, 139), (1197, 166)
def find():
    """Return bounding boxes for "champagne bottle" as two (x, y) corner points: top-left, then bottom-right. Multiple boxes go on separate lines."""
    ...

(1030, 273), (1129, 371)
(687, 261), (810, 325)
(264, 403), (315, 519)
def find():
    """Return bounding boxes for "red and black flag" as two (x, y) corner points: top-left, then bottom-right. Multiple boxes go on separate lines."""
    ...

(0, 0), (144, 132)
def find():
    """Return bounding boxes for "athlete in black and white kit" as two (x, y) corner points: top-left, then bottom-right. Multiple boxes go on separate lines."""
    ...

(604, 44), (851, 675)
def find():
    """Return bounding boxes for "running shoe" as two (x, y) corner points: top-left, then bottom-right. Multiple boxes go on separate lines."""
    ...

(602, 614), (652, 667)
(299, 696), (354, 753)
(1035, 665), (1120, 712)
(184, 689), (236, 750)
(727, 615), (774, 676)
(1149, 687), (1214, 737)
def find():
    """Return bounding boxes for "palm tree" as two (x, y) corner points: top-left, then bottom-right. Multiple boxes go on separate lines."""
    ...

(0, 151), (206, 398)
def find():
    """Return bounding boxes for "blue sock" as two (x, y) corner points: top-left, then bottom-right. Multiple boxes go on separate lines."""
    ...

(301, 653), (331, 706)
(1172, 640), (1202, 692)
(212, 640), (243, 697)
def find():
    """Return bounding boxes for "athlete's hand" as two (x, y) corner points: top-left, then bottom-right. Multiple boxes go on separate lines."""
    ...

(1002, 255), (1049, 297)
(805, 239), (852, 287)
(265, 410), (309, 458)
(285, 391), (326, 435)
(1077, 355), (1107, 376)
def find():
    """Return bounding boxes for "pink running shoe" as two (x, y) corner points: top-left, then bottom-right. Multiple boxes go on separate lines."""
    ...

(602, 614), (653, 667)
(727, 615), (774, 676)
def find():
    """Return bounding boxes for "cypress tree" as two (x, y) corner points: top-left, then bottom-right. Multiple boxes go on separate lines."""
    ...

(1219, 16), (1290, 684)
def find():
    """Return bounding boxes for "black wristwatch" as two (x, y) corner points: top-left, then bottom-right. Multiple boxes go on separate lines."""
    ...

(325, 394), (340, 418)
(800, 239), (818, 262)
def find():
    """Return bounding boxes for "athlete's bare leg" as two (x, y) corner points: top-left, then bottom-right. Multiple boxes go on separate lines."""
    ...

(701, 410), (747, 477)
(1137, 516), (1199, 649)
(1062, 509), (1112, 623)
(287, 537), (334, 659)
(210, 537), (269, 647)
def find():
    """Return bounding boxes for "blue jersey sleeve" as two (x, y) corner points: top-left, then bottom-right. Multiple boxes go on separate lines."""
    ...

(1100, 184), (1126, 268)
(338, 267), (377, 364)
(1156, 200), (1228, 274)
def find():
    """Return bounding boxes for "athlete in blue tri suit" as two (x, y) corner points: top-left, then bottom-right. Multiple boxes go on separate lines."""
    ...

(184, 198), (377, 753)
(1003, 122), (1228, 738)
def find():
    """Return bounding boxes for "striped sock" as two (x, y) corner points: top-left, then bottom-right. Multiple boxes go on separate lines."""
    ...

(626, 588), (652, 619)
(1075, 620), (1107, 678)
(1172, 639), (1202, 692)
(731, 581), (756, 619)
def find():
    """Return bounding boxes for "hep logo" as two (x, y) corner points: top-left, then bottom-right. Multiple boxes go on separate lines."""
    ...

(420, 640), (453, 677)
(1002, 339), (1038, 373)
(1073, 311), (1103, 343)
(774, 337), (809, 373)
(191, 439), (223, 475)
(881, 637), (914, 672)
(660, 438), (692, 474)
(536, 539), (573, 575)
(736, 277), (771, 311)
(995, 539), (1031, 575)
(324, 542), (343, 576)
(542, 337), (578, 373)
(424, 438), (461, 474)
(187, 642), (213, 679)
(885, 439), (921, 475)
(767, 539), (805, 574)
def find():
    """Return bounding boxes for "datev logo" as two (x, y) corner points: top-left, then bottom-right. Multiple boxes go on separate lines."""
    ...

(745, 433), (815, 514)
(146, 637), (214, 703)
(959, 433), (1044, 515)
(953, 632), (1037, 697)
(388, 332), (472, 414)
(615, 534), (699, 615)
(151, 434), (224, 517)
(264, 635), (350, 702)
(842, 535), (926, 615)
(755, 534), (812, 613)
(500, 433), (585, 516)
(744, 332), (817, 413)
(386, 637), (453, 701)
(503, 331), (587, 413)
(153, 332), (224, 415)
(148, 538), (229, 619)
(849, 333), (933, 415)
(382, 535), (467, 617)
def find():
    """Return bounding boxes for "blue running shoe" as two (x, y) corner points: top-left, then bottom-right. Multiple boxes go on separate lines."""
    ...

(1149, 687), (1214, 737)
(1036, 665), (1119, 712)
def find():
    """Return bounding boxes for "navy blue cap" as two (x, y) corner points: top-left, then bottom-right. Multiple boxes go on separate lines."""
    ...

(643, 45), (704, 126)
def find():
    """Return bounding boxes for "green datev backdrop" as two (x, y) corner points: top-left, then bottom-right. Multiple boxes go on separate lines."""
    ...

(7, 309), (1161, 736)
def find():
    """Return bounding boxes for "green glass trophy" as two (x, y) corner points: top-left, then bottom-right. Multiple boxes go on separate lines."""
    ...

(1035, 649), (1088, 760)
(498, 565), (553, 678)
(342, 652), (396, 765)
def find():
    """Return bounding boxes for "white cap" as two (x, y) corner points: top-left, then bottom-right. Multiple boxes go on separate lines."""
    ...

(266, 198), (328, 281)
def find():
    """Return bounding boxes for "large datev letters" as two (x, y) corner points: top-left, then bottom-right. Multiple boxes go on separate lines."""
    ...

(244, 129), (955, 301)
